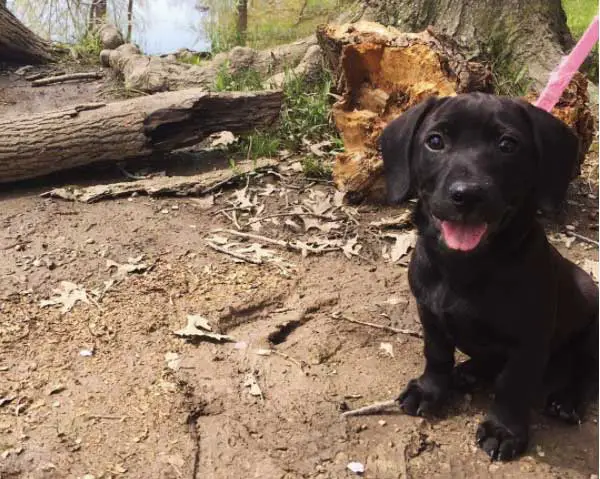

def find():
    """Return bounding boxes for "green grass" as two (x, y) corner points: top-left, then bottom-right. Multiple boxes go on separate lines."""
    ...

(69, 32), (103, 64)
(301, 155), (333, 179)
(562, 0), (598, 82)
(212, 67), (340, 164)
(213, 63), (265, 92)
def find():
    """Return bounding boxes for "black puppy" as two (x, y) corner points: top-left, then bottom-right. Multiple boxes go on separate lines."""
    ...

(380, 93), (598, 461)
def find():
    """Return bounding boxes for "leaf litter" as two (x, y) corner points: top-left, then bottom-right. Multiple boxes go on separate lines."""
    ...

(174, 314), (235, 342)
(40, 281), (90, 313)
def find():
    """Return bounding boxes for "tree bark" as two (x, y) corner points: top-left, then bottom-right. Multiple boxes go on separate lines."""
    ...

(126, 0), (134, 42)
(0, 4), (56, 63)
(236, 0), (248, 46)
(101, 36), (318, 93)
(0, 89), (283, 184)
(359, 0), (573, 89)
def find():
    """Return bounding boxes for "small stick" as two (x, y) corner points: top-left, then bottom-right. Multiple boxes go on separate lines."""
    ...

(565, 230), (599, 246)
(215, 229), (338, 254)
(272, 350), (306, 373)
(31, 71), (103, 87)
(244, 211), (337, 227)
(205, 241), (262, 265)
(332, 313), (423, 338)
(341, 399), (399, 418)
(86, 414), (127, 421)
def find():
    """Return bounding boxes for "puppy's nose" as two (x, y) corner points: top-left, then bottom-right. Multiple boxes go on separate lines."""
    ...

(449, 182), (483, 207)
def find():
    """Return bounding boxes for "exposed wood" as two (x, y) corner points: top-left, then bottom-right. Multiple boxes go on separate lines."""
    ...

(41, 158), (277, 203)
(0, 4), (56, 63)
(317, 21), (594, 203)
(0, 89), (283, 184)
(31, 71), (103, 87)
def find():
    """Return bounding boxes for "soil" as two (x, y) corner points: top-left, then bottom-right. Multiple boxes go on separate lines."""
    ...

(0, 63), (598, 479)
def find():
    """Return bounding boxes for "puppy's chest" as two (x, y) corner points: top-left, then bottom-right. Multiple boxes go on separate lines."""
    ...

(421, 282), (511, 353)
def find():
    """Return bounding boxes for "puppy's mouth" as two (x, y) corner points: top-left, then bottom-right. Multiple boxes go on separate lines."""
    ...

(437, 220), (488, 252)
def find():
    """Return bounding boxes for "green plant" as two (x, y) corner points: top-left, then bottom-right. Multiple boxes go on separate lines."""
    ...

(236, 132), (281, 159)
(301, 155), (333, 179)
(479, 31), (532, 96)
(278, 69), (336, 150)
(70, 31), (103, 64)
(213, 63), (265, 92)
(562, 0), (598, 84)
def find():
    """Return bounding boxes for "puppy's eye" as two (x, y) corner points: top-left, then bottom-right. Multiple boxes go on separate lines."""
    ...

(425, 134), (444, 151)
(498, 136), (518, 154)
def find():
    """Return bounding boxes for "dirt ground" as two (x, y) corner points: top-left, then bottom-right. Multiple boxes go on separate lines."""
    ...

(0, 65), (598, 479)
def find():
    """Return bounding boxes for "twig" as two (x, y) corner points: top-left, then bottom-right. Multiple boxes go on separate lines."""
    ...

(341, 399), (399, 418)
(214, 229), (338, 254)
(271, 349), (306, 373)
(244, 211), (337, 227)
(31, 71), (103, 87)
(332, 312), (423, 338)
(86, 414), (127, 421)
(565, 230), (599, 246)
(205, 241), (262, 265)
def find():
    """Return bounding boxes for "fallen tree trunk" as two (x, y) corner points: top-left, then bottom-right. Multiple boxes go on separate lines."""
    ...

(0, 89), (283, 183)
(101, 36), (319, 93)
(0, 4), (56, 63)
(317, 21), (594, 203)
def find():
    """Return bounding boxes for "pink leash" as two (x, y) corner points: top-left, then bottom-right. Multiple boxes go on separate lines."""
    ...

(535, 15), (599, 112)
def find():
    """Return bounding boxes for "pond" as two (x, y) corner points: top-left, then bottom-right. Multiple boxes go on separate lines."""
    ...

(132, 0), (210, 54)
(7, 0), (211, 55)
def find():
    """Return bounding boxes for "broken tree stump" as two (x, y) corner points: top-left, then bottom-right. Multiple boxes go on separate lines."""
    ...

(0, 89), (283, 184)
(317, 21), (594, 203)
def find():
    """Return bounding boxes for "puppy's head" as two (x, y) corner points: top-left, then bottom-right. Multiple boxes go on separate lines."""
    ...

(380, 93), (579, 253)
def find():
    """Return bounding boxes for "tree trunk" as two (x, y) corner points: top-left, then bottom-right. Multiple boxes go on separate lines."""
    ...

(317, 22), (594, 203)
(0, 89), (283, 184)
(126, 0), (134, 42)
(236, 0), (248, 46)
(359, 0), (573, 89)
(101, 36), (318, 93)
(0, 4), (56, 63)
(89, 0), (108, 29)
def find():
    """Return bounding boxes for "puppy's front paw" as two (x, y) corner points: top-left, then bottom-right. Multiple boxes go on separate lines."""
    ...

(397, 375), (448, 417)
(476, 418), (528, 461)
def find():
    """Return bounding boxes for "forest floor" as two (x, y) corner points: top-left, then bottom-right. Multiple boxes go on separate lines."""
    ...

(0, 62), (598, 479)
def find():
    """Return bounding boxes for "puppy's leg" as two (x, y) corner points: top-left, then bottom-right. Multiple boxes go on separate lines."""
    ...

(398, 305), (454, 416)
(476, 347), (548, 461)
(544, 321), (598, 424)
(452, 357), (504, 393)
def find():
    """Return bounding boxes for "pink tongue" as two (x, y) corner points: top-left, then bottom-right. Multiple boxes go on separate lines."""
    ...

(440, 221), (488, 251)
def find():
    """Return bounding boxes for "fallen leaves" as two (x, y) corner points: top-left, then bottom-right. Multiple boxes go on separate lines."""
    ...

(40, 281), (89, 313)
(382, 231), (417, 263)
(581, 258), (598, 282)
(174, 315), (235, 342)
(243, 372), (263, 398)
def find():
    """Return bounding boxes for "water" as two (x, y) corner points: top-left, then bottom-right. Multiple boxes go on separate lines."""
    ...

(132, 0), (211, 55)
(7, 0), (211, 55)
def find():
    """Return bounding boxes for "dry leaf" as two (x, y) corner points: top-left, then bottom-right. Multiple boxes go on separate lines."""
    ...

(258, 184), (277, 196)
(40, 281), (90, 313)
(303, 190), (334, 216)
(230, 186), (256, 209)
(106, 259), (148, 280)
(333, 190), (345, 207)
(370, 212), (412, 229)
(379, 342), (394, 358)
(254, 349), (272, 356)
(174, 316), (235, 342)
(243, 372), (263, 397)
(302, 217), (341, 233)
(385, 231), (417, 262)
(209, 131), (236, 147)
(164, 352), (181, 371)
(342, 236), (362, 259)
(186, 314), (212, 331)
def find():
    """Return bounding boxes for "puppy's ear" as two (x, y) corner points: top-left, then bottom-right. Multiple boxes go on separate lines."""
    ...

(522, 102), (580, 213)
(380, 97), (440, 204)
